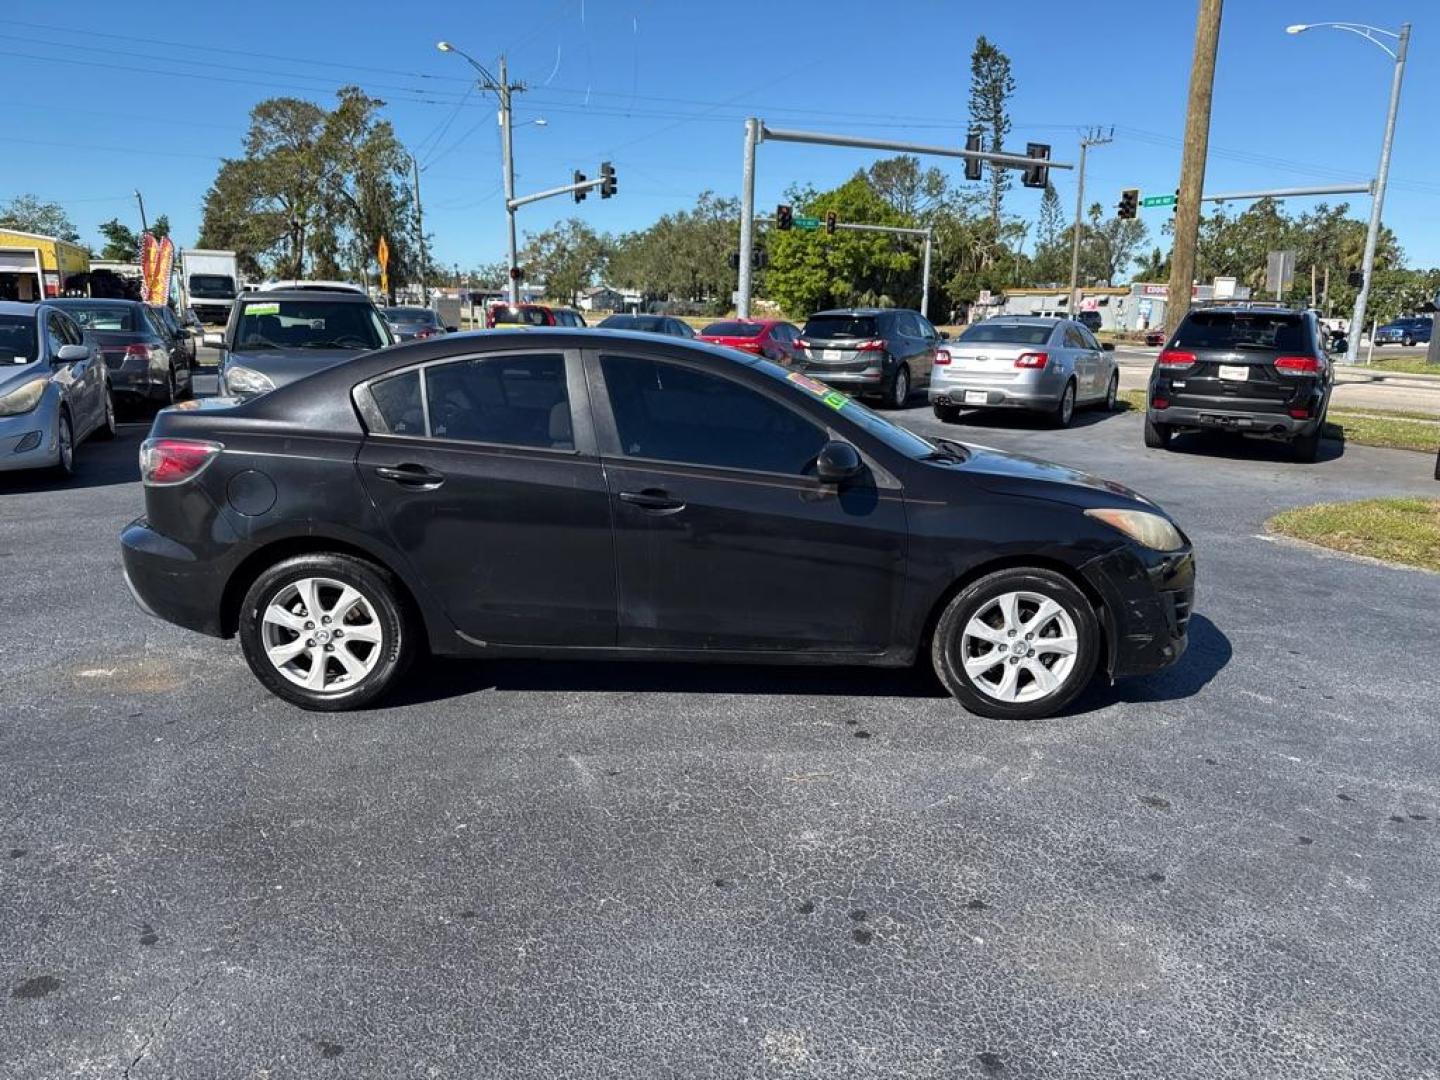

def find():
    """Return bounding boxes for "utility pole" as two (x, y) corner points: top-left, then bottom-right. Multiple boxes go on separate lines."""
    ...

(497, 54), (522, 306)
(134, 189), (148, 234)
(1166, 0), (1224, 337)
(409, 153), (428, 304)
(1067, 128), (1112, 315)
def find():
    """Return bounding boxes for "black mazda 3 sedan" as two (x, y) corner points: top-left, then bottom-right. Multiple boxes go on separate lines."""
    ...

(121, 330), (1195, 718)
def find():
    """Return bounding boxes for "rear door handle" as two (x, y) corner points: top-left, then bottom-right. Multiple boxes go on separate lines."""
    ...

(619, 488), (686, 513)
(374, 464), (446, 489)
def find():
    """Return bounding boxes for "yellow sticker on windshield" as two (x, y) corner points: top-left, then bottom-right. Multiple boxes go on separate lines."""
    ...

(247, 303), (280, 316)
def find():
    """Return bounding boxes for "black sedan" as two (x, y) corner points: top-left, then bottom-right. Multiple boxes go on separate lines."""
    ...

(121, 330), (1195, 718)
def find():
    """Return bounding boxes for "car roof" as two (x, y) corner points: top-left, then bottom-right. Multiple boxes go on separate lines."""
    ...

(807, 308), (897, 317)
(51, 297), (143, 307)
(254, 280), (365, 293)
(983, 316), (1066, 326)
(1193, 305), (1297, 316)
(237, 290), (375, 303)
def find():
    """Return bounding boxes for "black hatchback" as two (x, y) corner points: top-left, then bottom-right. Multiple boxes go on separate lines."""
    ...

(122, 330), (1195, 718)
(1145, 305), (1333, 462)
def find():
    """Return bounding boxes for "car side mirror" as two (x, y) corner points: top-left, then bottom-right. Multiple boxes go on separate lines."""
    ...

(1101, 342), (1115, 352)
(202, 332), (225, 349)
(55, 344), (89, 363)
(815, 440), (864, 485)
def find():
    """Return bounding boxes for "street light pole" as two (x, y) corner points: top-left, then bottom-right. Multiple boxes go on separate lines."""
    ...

(409, 153), (428, 305)
(134, 189), (148, 234)
(1287, 21), (1410, 364)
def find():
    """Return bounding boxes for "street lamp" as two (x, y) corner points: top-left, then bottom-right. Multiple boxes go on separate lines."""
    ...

(436, 39), (525, 305)
(1287, 20), (1411, 364)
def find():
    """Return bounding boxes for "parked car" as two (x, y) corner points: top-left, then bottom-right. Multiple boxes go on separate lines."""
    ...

(485, 303), (587, 329)
(208, 290), (393, 401)
(1077, 310), (1103, 333)
(383, 306), (447, 342)
(52, 298), (193, 410)
(596, 313), (695, 338)
(696, 319), (802, 363)
(0, 301), (115, 477)
(1145, 305), (1333, 462)
(148, 304), (196, 370)
(930, 317), (1119, 428)
(792, 308), (942, 409)
(120, 328), (1195, 718)
(1373, 317), (1432, 347)
(1143, 329), (1166, 347)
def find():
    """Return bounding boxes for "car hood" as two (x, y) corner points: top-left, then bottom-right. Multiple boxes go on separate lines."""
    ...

(225, 347), (369, 387)
(957, 442), (1161, 512)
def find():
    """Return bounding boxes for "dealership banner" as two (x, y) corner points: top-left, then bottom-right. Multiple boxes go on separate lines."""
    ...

(141, 233), (175, 305)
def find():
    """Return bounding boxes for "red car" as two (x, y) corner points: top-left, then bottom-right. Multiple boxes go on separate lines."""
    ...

(696, 319), (802, 363)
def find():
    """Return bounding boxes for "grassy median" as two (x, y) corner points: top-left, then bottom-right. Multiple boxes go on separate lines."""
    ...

(1363, 355), (1440, 376)
(1268, 498), (1440, 573)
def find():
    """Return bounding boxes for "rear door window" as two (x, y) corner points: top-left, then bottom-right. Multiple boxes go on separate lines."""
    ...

(424, 353), (572, 450)
(1063, 326), (1089, 349)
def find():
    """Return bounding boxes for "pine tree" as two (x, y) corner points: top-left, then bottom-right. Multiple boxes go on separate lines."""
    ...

(968, 36), (1016, 227)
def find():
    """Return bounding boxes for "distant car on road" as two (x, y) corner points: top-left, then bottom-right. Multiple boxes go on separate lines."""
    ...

(53, 298), (193, 410)
(930, 317), (1118, 428)
(696, 319), (801, 363)
(1145, 305), (1333, 462)
(383, 306), (447, 342)
(121, 328), (1195, 719)
(792, 308), (942, 409)
(1144, 329), (1166, 347)
(596, 313), (695, 338)
(210, 290), (393, 400)
(0, 301), (115, 477)
(1373, 317), (1432, 347)
(1077, 310), (1103, 332)
(486, 303), (588, 329)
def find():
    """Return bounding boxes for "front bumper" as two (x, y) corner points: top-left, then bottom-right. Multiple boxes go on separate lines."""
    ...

(0, 396), (61, 473)
(1081, 544), (1195, 679)
(120, 518), (229, 637)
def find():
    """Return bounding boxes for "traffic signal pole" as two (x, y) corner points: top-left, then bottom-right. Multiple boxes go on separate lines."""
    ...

(738, 118), (760, 317)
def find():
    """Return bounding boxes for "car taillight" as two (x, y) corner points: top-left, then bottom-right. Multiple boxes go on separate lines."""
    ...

(935, 348), (951, 365)
(414, 327), (439, 339)
(795, 339), (810, 349)
(139, 438), (222, 486)
(857, 339), (887, 352)
(1015, 352), (1048, 369)
(1152, 397), (1170, 410)
(1274, 354), (1320, 375)
(1288, 405), (1312, 419)
(125, 343), (155, 358)
(1158, 349), (1195, 369)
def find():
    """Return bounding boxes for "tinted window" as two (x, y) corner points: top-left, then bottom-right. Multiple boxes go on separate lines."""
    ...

(385, 307), (436, 323)
(45, 314), (67, 356)
(491, 305), (550, 326)
(235, 299), (388, 350)
(803, 314), (879, 339)
(916, 316), (938, 340)
(1063, 326), (1088, 349)
(601, 355), (826, 474)
(370, 370), (425, 436)
(59, 303), (139, 332)
(189, 274), (236, 299)
(58, 313), (83, 346)
(668, 320), (695, 338)
(1174, 311), (1309, 351)
(0, 315), (39, 363)
(701, 321), (765, 338)
(1080, 327), (1102, 350)
(958, 322), (1053, 345)
(425, 353), (571, 450)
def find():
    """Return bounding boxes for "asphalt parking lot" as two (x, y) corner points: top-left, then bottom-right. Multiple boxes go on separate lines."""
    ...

(3, 388), (1439, 1077)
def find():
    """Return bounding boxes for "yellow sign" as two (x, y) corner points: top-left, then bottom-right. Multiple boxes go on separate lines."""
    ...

(377, 235), (390, 295)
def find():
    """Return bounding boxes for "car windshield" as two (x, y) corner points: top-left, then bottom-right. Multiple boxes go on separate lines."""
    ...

(189, 274), (236, 299)
(802, 314), (878, 339)
(701, 321), (764, 338)
(0, 315), (39, 363)
(959, 323), (1053, 345)
(386, 307), (436, 323)
(749, 360), (940, 459)
(59, 304), (139, 332)
(1173, 311), (1307, 351)
(235, 299), (388, 351)
(492, 305), (549, 326)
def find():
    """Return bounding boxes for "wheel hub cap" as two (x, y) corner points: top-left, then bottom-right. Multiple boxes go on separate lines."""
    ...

(259, 577), (384, 694)
(958, 590), (1079, 704)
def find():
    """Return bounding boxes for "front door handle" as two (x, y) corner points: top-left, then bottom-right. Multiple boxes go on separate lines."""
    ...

(619, 488), (686, 514)
(374, 464), (446, 489)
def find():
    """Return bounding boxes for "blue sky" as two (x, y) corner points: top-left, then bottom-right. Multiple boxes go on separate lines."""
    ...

(5, 1), (1437, 274)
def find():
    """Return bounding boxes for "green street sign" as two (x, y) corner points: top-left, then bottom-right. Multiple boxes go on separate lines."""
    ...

(793, 215), (821, 231)
(1141, 194), (1177, 208)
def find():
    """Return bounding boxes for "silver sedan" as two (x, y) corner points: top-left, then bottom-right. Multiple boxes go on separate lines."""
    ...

(929, 317), (1119, 428)
(0, 301), (115, 478)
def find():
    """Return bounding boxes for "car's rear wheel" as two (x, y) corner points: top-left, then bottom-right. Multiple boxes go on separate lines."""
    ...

(1052, 380), (1076, 428)
(1402, 335), (1414, 347)
(885, 364), (910, 409)
(931, 568), (1100, 721)
(1291, 426), (1322, 463)
(238, 553), (414, 711)
(1143, 415), (1172, 449)
(933, 402), (963, 424)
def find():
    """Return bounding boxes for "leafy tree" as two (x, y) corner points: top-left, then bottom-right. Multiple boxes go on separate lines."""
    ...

(1080, 202), (1148, 285)
(520, 219), (609, 304)
(607, 192), (739, 311)
(968, 36), (1016, 227)
(98, 218), (140, 261)
(1028, 182), (1070, 285)
(1134, 246), (1170, 282)
(867, 156), (947, 218)
(0, 194), (80, 242)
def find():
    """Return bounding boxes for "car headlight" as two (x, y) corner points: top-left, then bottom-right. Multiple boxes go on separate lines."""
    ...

(0, 378), (47, 417)
(224, 365), (275, 397)
(1085, 508), (1185, 551)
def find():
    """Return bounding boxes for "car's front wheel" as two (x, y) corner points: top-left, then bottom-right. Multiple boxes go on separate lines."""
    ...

(931, 568), (1100, 720)
(238, 553), (414, 711)
(52, 409), (75, 480)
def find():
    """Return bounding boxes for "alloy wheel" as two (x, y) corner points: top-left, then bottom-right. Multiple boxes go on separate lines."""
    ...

(260, 576), (385, 694)
(958, 590), (1079, 704)
(891, 366), (909, 408)
(58, 413), (74, 472)
(1060, 384), (1075, 425)
(1106, 373), (1118, 410)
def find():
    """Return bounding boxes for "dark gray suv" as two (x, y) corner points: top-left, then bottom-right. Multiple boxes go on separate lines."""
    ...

(793, 308), (942, 408)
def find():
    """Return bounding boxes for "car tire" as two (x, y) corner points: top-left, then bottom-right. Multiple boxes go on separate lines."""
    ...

(94, 383), (117, 440)
(1292, 426), (1322, 463)
(1103, 371), (1119, 411)
(931, 568), (1100, 721)
(238, 553), (415, 712)
(176, 365), (195, 401)
(1143, 415), (1172, 449)
(52, 409), (75, 480)
(885, 364), (910, 409)
(933, 402), (963, 424)
(1402, 335), (1414, 348)
(1052, 380), (1076, 428)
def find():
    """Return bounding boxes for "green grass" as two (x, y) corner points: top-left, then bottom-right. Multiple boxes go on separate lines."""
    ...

(1360, 355), (1440, 376)
(1268, 498), (1440, 573)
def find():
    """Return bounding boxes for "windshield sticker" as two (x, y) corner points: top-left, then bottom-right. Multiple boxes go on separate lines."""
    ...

(822, 390), (848, 410)
(246, 303), (280, 316)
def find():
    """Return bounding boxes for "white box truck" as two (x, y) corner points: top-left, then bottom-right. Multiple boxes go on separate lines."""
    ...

(180, 250), (240, 324)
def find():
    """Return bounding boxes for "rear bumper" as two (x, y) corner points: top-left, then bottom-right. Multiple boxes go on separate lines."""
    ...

(120, 518), (229, 637)
(791, 363), (885, 388)
(1081, 545), (1195, 679)
(930, 385), (1061, 410)
(1150, 404), (1321, 438)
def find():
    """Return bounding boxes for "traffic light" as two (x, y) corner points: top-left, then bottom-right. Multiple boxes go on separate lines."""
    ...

(1172, 189), (1179, 215)
(1348, 270), (1365, 288)
(509, 265), (523, 281)
(728, 251), (740, 271)
(825, 211), (837, 235)
(964, 132), (983, 182)
(1021, 142), (1051, 188)
(1117, 188), (1139, 220)
(573, 170), (587, 203)
(599, 161), (617, 198)
(776, 204), (793, 231)
(754, 247), (769, 271)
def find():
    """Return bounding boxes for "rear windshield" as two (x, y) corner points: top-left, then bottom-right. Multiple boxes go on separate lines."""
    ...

(600, 314), (667, 332)
(60, 304), (139, 332)
(701, 321), (764, 338)
(802, 314), (878, 339)
(492, 305), (550, 326)
(235, 299), (388, 351)
(1174, 311), (1309, 351)
(385, 307), (435, 322)
(189, 274), (236, 299)
(0, 315), (38, 363)
(958, 322), (1053, 345)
